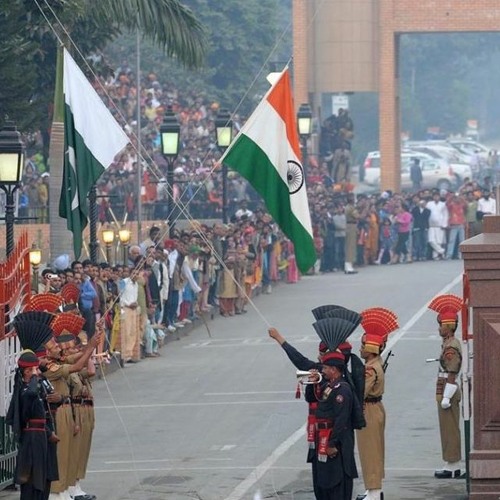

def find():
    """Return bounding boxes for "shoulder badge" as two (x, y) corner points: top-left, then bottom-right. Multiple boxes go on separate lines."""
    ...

(336, 394), (344, 404)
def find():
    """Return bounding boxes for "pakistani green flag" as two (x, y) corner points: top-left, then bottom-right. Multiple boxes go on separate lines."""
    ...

(59, 48), (129, 258)
(221, 69), (316, 273)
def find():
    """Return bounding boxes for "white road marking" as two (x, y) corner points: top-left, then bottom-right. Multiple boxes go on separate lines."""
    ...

(104, 458), (231, 464)
(223, 273), (463, 500)
(204, 391), (293, 396)
(95, 400), (301, 410)
(87, 465), (442, 474)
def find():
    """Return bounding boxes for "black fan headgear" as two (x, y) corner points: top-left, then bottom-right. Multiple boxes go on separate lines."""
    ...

(324, 308), (362, 330)
(15, 311), (54, 326)
(312, 318), (358, 367)
(13, 320), (55, 351)
(311, 304), (346, 321)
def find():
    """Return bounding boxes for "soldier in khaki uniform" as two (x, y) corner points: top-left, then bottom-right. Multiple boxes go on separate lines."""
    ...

(428, 294), (464, 479)
(355, 307), (399, 500)
(45, 330), (102, 500)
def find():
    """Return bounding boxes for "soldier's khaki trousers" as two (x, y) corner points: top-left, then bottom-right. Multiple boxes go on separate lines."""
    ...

(356, 401), (385, 489)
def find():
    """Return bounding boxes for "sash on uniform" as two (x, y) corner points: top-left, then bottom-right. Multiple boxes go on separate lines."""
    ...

(307, 403), (318, 449)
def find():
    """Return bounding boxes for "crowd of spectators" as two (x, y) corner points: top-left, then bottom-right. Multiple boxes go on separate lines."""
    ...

(15, 59), (500, 284)
(36, 207), (303, 362)
(311, 179), (497, 272)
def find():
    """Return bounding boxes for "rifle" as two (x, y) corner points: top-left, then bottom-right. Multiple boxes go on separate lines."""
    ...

(382, 350), (394, 372)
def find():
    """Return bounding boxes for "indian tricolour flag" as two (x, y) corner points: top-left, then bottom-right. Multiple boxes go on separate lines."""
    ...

(59, 48), (129, 258)
(221, 69), (316, 273)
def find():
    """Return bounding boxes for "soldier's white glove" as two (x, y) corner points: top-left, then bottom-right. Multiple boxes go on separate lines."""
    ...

(441, 383), (458, 409)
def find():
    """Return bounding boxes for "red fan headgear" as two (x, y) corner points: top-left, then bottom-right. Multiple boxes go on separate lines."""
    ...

(51, 313), (86, 337)
(361, 307), (399, 354)
(428, 294), (463, 327)
(60, 283), (80, 304)
(25, 294), (64, 313)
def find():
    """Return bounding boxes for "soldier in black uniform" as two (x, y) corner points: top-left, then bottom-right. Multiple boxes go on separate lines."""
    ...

(314, 349), (358, 499)
(6, 350), (59, 500)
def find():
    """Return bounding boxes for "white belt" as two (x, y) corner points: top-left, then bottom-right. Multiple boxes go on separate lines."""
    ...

(438, 373), (449, 379)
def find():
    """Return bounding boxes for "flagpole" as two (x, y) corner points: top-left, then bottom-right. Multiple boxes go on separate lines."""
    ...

(89, 184), (98, 262)
(136, 19), (142, 245)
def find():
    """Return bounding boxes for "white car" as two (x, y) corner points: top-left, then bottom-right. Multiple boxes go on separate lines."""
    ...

(362, 151), (464, 191)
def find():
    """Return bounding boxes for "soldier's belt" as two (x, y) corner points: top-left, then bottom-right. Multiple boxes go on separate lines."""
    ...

(316, 421), (334, 430)
(365, 396), (382, 403)
(438, 373), (449, 379)
(24, 418), (46, 430)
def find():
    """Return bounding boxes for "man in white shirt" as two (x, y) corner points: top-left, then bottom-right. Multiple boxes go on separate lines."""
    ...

(234, 200), (253, 220)
(426, 192), (449, 260)
(477, 190), (497, 219)
(120, 268), (140, 363)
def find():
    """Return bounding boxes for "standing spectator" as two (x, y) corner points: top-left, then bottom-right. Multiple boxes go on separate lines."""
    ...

(364, 204), (379, 265)
(410, 158), (423, 191)
(120, 266), (140, 364)
(464, 191), (479, 238)
(344, 194), (359, 274)
(393, 205), (413, 264)
(375, 218), (395, 265)
(140, 226), (162, 254)
(218, 255), (238, 316)
(426, 192), (448, 260)
(445, 193), (467, 260)
(411, 199), (430, 261)
(476, 189), (497, 226)
(332, 203), (346, 272)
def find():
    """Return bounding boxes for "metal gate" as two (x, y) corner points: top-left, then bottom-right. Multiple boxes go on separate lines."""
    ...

(0, 232), (31, 488)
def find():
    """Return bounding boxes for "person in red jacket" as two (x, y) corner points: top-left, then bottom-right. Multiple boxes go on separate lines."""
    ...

(445, 193), (467, 260)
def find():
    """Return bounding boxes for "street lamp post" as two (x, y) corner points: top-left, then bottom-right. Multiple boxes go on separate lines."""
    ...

(0, 122), (25, 257)
(215, 108), (233, 224)
(159, 107), (180, 238)
(118, 228), (131, 266)
(297, 103), (313, 173)
(29, 243), (42, 293)
(101, 227), (115, 264)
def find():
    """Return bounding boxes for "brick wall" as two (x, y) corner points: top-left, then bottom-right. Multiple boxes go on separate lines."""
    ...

(378, 0), (500, 192)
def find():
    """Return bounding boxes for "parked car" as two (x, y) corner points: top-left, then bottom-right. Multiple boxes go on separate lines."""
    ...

(408, 144), (474, 181)
(362, 151), (466, 191)
(362, 151), (432, 184)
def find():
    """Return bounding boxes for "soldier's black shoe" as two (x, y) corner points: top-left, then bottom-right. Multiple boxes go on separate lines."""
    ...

(434, 469), (461, 479)
(74, 495), (97, 500)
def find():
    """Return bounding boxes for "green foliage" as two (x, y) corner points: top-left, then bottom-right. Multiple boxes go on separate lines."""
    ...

(0, 0), (206, 135)
(399, 33), (500, 141)
(105, 0), (285, 114)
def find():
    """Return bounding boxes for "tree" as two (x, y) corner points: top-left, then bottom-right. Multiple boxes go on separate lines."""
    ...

(0, 0), (205, 133)
(38, 0), (207, 259)
(105, 0), (283, 114)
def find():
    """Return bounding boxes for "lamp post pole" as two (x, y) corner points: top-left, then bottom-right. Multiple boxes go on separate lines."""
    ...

(166, 157), (175, 237)
(215, 109), (233, 224)
(160, 107), (180, 238)
(297, 103), (313, 173)
(1, 186), (18, 257)
(0, 122), (25, 258)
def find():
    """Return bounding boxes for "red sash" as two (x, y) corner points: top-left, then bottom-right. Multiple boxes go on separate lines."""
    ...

(316, 419), (333, 462)
(307, 403), (318, 449)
